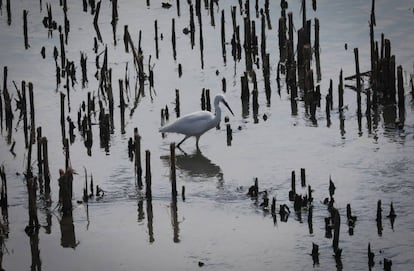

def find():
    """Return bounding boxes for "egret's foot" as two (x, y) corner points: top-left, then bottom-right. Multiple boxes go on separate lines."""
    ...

(177, 146), (188, 155)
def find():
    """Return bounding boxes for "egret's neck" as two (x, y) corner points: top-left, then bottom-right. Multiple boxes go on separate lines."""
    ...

(214, 103), (222, 121)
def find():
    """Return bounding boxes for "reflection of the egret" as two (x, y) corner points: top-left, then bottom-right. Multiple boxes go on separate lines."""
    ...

(161, 150), (223, 180)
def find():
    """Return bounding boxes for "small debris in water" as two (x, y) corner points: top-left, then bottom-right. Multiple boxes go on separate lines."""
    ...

(162, 2), (172, 9)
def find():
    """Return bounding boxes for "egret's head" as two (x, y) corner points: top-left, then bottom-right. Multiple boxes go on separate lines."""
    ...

(214, 94), (234, 116)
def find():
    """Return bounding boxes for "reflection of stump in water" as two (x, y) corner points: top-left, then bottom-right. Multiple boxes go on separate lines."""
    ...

(171, 199), (180, 243)
(29, 226), (41, 270)
(0, 218), (7, 270)
(58, 169), (73, 215)
(0, 166), (9, 217)
(146, 198), (154, 243)
(60, 213), (77, 249)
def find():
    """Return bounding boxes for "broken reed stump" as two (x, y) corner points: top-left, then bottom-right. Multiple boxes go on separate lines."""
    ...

(221, 10), (226, 63)
(27, 177), (39, 228)
(181, 185), (185, 201)
(222, 77), (226, 93)
(119, 79), (126, 134)
(260, 11), (266, 60)
(154, 20), (159, 59)
(271, 196), (276, 216)
(338, 70), (344, 112)
(397, 65), (405, 127)
(329, 176), (336, 199)
(289, 170), (296, 201)
(134, 128), (143, 189)
(205, 88), (211, 112)
(170, 143), (177, 199)
(99, 113), (110, 151)
(145, 150), (152, 200)
(308, 185), (313, 203)
(209, 0), (215, 27)
(20, 81), (29, 148)
(328, 79), (333, 110)
(311, 242), (319, 266)
(332, 208), (340, 251)
(366, 89), (372, 133)
(23, 10), (30, 49)
(240, 72), (250, 104)
(60, 92), (66, 143)
(346, 203), (357, 235)
(111, 0), (118, 45)
(198, 6), (205, 69)
(175, 89), (180, 118)
(189, 4), (195, 49)
(263, 53), (271, 104)
(384, 258), (393, 271)
(4, 68), (14, 143)
(0, 165), (8, 212)
(376, 199), (383, 235)
(308, 205), (313, 234)
(42, 137), (51, 195)
(64, 138), (70, 171)
(324, 217), (332, 238)
(36, 127), (43, 186)
(123, 25), (129, 52)
(247, 178), (259, 199)
(29, 82), (36, 138)
(225, 116), (232, 146)
(83, 168), (88, 203)
(314, 18), (321, 82)
(278, 16), (287, 63)
(368, 242), (375, 268)
(200, 88), (212, 112)
(59, 28), (66, 76)
(300, 168), (306, 187)
(58, 169), (73, 215)
(6, 0), (11, 25)
(93, 0), (102, 42)
(325, 99), (331, 128)
(26, 122), (35, 179)
(172, 18), (177, 60)
(201, 89), (206, 110)
(176, 0), (180, 16)
(252, 72), (259, 123)
(178, 63), (182, 77)
(80, 52), (88, 88)
(354, 48), (362, 134)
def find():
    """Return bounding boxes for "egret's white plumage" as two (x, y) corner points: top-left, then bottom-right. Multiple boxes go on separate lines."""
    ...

(159, 94), (234, 149)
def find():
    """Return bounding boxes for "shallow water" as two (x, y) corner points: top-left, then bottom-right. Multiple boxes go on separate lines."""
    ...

(0, 0), (414, 270)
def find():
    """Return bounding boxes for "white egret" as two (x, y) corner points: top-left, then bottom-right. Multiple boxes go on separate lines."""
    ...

(159, 94), (234, 149)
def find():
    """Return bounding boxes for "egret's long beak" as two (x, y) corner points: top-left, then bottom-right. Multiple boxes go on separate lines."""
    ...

(223, 100), (234, 116)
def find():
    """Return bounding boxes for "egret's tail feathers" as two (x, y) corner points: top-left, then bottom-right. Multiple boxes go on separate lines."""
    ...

(159, 124), (170, 133)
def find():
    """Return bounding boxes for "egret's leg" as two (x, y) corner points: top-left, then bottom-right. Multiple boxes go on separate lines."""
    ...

(177, 135), (189, 148)
(196, 136), (200, 150)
